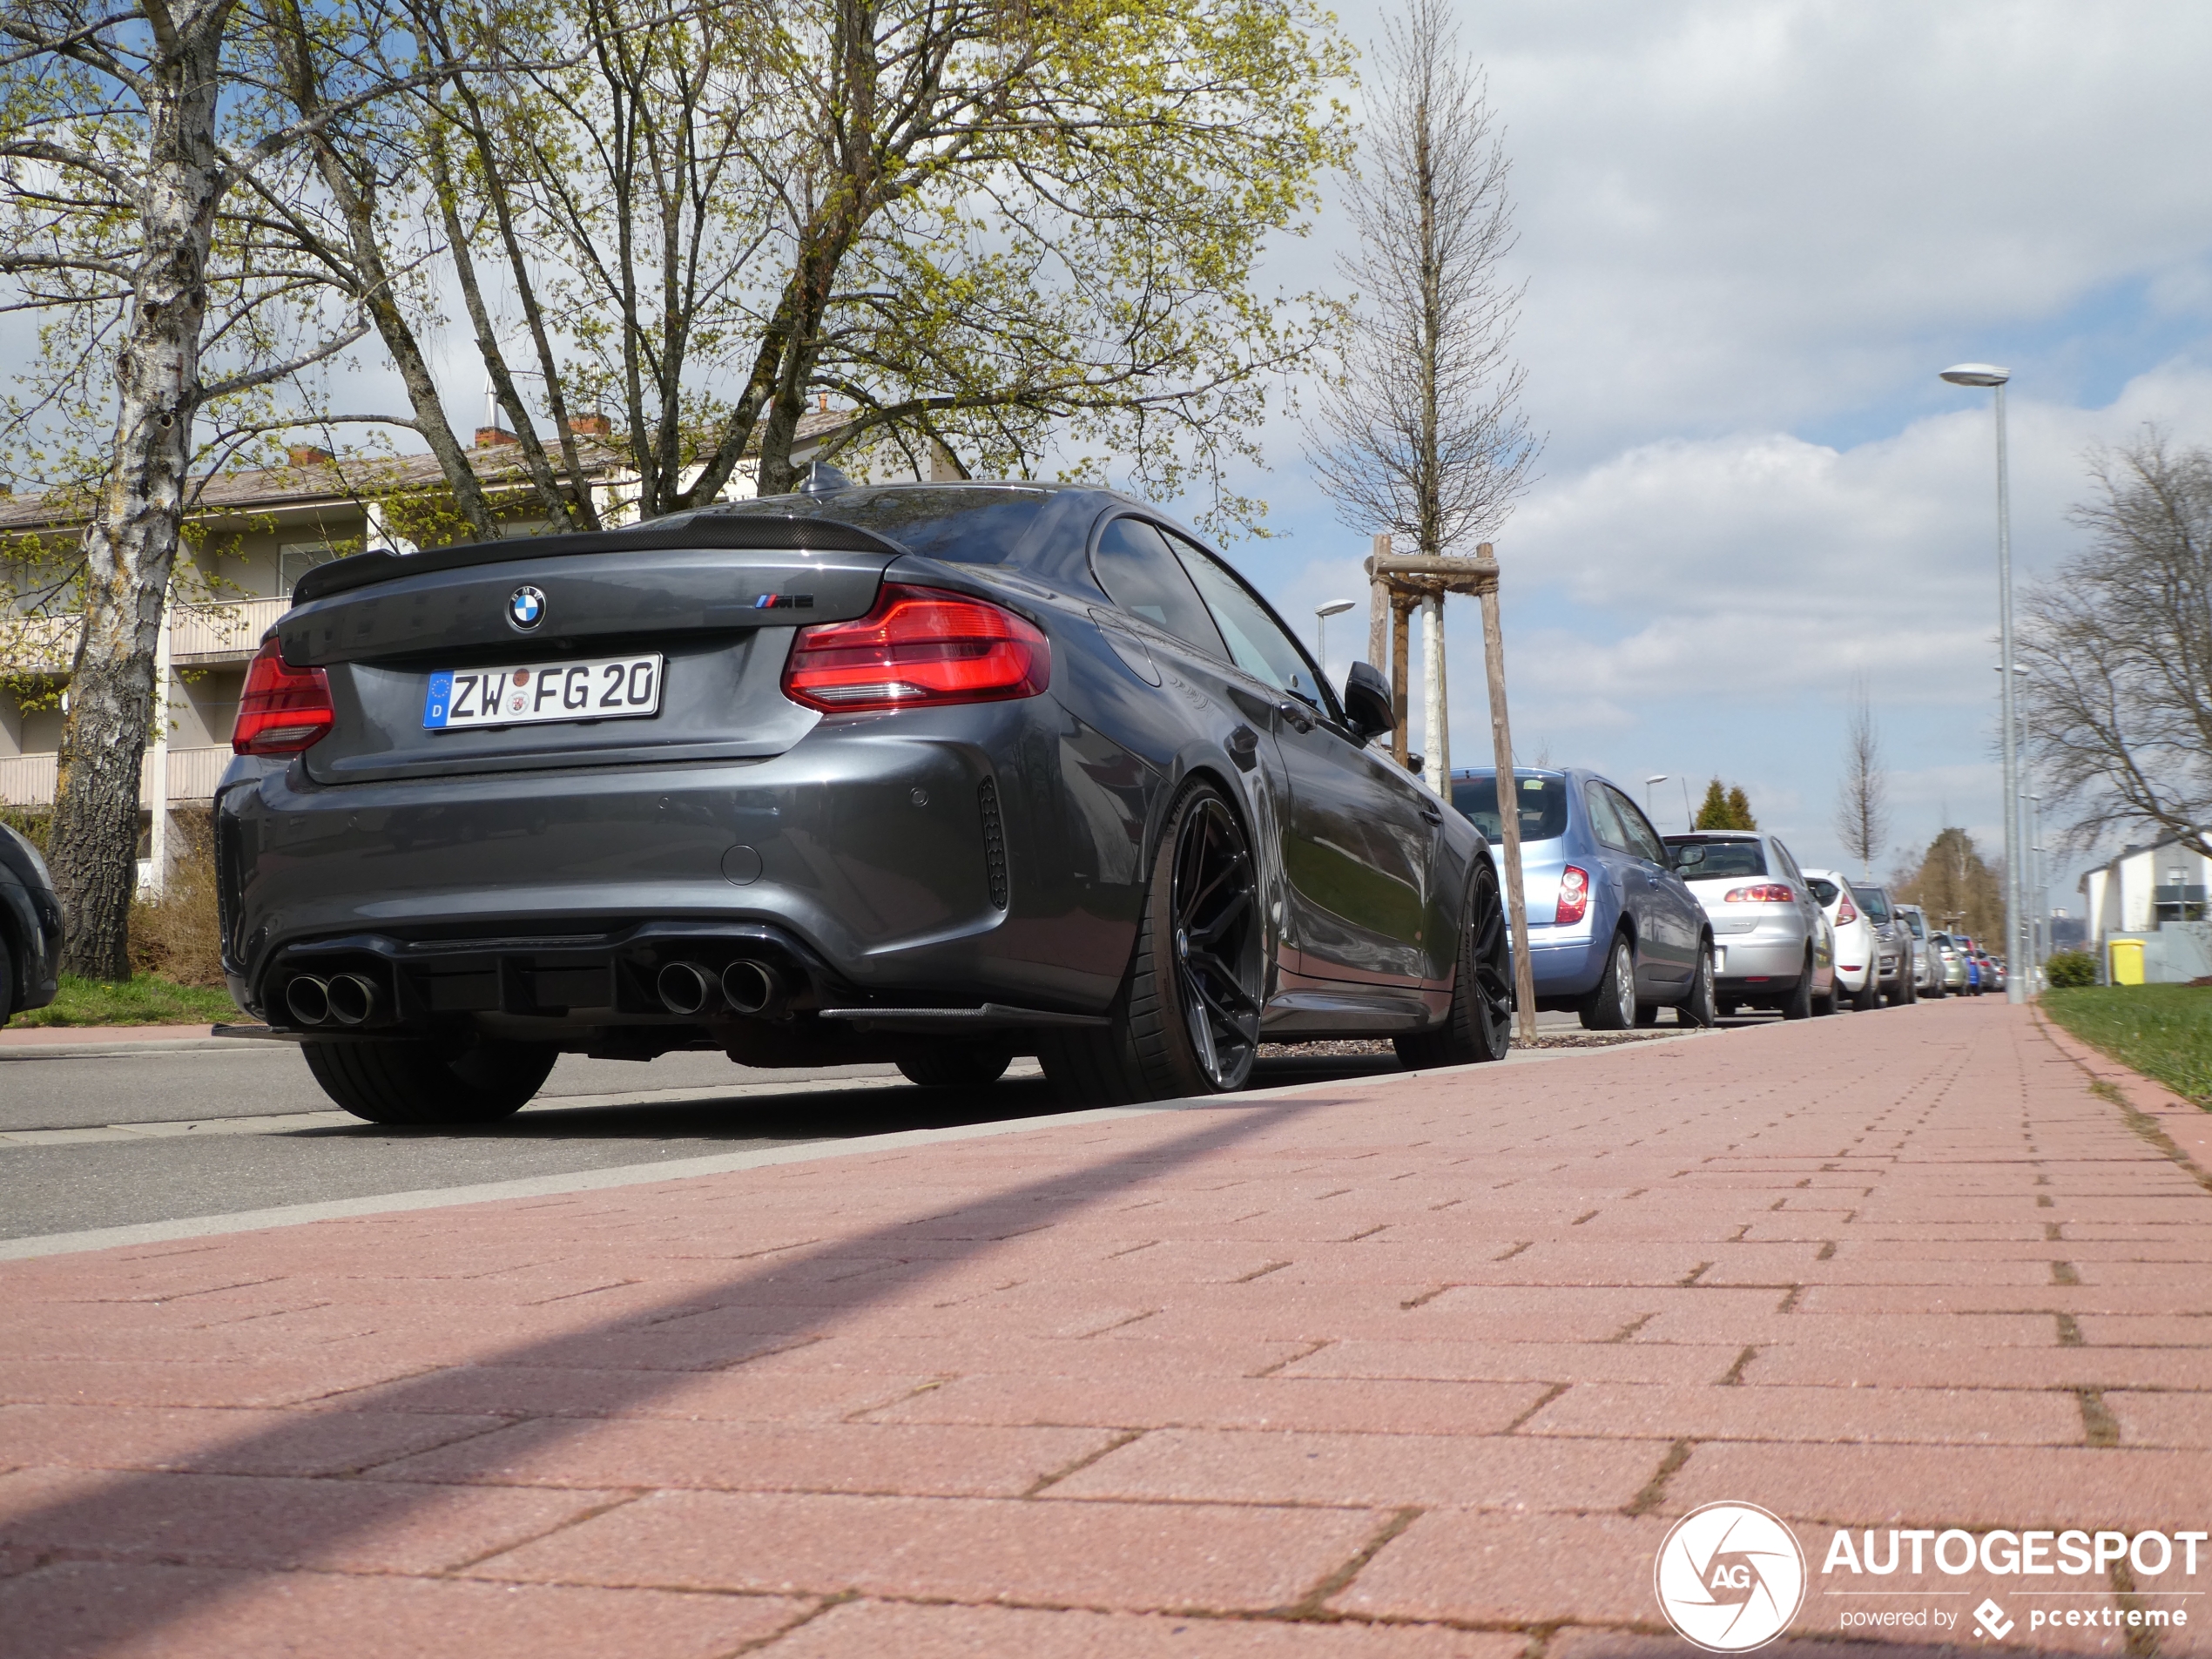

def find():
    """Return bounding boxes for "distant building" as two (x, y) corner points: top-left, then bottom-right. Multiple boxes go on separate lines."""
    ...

(0, 408), (924, 836)
(2078, 836), (2212, 982)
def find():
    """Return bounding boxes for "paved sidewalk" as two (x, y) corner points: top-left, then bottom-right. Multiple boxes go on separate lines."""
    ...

(3, 1001), (2210, 1657)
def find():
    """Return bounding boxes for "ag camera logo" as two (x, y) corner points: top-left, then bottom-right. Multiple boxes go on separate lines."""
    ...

(1656, 1501), (1808, 1651)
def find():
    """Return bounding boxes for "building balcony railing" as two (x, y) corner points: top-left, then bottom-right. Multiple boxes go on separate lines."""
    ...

(1, 594), (288, 676)
(0, 744), (233, 810)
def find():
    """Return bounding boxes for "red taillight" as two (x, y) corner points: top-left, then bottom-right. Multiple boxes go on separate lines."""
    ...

(1724, 883), (1796, 904)
(1836, 893), (1859, 924)
(781, 583), (1050, 712)
(1555, 865), (1590, 925)
(232, 637), (334, 755)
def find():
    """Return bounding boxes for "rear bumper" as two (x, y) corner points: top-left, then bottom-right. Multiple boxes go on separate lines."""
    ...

(1713, 935), (1804, 988)
(217, 701), (1148, 1030)
(1524, 929), (1607, 999)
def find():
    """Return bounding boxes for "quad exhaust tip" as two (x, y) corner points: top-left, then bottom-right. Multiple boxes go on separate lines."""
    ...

(657, 961), (720, 1016)
(721, 959), (781, 1016)
(286, 972), (381, 1028)
(285, 974), (331, 1027)
(327, 974), (380, 1027)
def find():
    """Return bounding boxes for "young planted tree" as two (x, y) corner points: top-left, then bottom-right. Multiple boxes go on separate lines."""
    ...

(2020, 429), (2212, 859)
(0, 0), (477, 974)
(1305, 0), (1539, 557)
(1833, 678), (1889, 880)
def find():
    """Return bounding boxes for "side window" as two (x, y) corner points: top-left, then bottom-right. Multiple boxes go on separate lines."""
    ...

(1167, 535), (1339, 716)
(1091, 518), (1225, 658)
(1583, 782), (1629, 851)
(1772, 840), (1805, 884)
(1608, 786), (1669, 864)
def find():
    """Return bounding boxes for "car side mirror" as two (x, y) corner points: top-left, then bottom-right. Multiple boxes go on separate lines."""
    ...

(1670, 844), (1705, 871)
(1343, 661), (1393, 742)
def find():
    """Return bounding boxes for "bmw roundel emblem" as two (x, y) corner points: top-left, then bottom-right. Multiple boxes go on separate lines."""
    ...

(507, 585), (547, 631)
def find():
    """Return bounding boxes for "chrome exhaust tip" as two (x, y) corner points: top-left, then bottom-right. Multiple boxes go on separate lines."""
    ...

(327, 973), (380, 1027)
(285, 975), (332, 1028)
(657, 961), (720, 1016)
(720, 959), (781, 1016)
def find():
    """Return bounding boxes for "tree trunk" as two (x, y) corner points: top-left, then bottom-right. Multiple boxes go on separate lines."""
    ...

(50, 3), (233, 978)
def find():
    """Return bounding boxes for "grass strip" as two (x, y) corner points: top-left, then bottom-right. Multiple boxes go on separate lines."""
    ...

(2041, 985), (2212, 1107)
(9, 973), (240, 1028)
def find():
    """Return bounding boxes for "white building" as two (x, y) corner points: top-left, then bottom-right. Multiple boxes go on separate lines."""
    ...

(2079, 835), (2212, 983)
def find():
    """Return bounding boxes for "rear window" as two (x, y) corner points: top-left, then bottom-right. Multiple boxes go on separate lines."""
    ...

(1852, 885), (1892, 922)
(1674, 840), (1767, 880)
(1452, 774), (1570, 843)
(1807, 877), (1841, 906)
(726, 487), (1049, 564)
(1901, 911), (1926, 937)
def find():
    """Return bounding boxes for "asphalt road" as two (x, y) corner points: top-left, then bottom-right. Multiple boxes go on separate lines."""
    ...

(0, 1041), (1406, 1243)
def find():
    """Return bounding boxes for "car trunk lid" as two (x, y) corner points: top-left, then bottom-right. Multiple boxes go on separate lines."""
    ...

(279, 527), (896, 786)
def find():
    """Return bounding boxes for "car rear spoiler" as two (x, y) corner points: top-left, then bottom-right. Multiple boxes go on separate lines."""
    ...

(293, 514), (907, 604)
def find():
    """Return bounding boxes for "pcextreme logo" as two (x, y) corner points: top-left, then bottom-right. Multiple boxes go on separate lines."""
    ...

(1654, 1502), (1809, 1652)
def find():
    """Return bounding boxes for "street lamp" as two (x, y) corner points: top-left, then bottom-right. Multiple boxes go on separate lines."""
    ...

(1315, 599), (1356, 680)
(1644, 773), (1669, 819)
(1941, 361), (2025, 1004)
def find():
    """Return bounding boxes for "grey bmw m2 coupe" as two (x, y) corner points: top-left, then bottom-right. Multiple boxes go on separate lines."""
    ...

(216, 481), (1512, 1123)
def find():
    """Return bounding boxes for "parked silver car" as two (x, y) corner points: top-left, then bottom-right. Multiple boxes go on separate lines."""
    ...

(1896, 902), (1944, 998)
(1929, 931), (1968, 993)
(1851, 882), (1916, 1006)
(1663, 831), (1837, 1018)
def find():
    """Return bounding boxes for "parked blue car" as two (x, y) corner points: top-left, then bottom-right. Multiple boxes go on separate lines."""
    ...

(1451, 767), (1715, 1028)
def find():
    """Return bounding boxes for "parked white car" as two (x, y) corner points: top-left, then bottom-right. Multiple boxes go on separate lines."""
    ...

(1804, 870), (1880, 1010)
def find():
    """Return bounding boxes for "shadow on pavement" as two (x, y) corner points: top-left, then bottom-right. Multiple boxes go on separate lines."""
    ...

(1, 1091), (1346, 1647)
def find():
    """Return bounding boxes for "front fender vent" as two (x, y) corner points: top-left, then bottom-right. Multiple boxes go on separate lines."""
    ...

(978, 777), (1008, 909)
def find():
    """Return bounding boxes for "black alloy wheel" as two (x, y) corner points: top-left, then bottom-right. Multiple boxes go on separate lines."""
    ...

(302, 1034), (557, 1126)
(1039, 781), (1263, 1105)
(1168, 792), (1265, 1088)
(1782, 948), (1815, 1020)
(896, 1045), (1014, 1089)
(1398, 857), (1513, 1069)
(1677, 941), (1718, 1028)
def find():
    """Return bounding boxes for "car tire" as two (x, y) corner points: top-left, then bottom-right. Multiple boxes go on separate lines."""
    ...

(1716, 997), (1739, 1019)
(1579, 933), (1636, 1031)
(0, 928), (14, 1027)
(1038, 779), (1264, 1106)
(1812, 975), (1838, 1016)
(1851, 975), (1879, 1013)
(302, 1035), (557, 1126)
(1781, 951), (1814, 1021)
(1396, 856), (1512, 1069)
(1676, 943), (1718, 1028)
(897, 1046), (1014, 1089)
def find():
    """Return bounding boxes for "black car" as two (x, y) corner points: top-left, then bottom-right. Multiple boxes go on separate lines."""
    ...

(0, 819), (63, 1023)
(215, 482), (1514, 1123)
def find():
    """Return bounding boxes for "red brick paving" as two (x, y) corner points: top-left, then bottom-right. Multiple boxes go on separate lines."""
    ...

(5, 1000), (2212, 1656)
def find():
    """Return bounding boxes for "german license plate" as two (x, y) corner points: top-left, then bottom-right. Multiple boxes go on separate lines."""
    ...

(424, 655), (663, 730)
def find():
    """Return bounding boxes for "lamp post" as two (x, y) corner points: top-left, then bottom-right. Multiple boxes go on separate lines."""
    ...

(1644, 773), (1669, 820)
(1315, 599), (1356, 684)
(1941, 362), (2025, 1004)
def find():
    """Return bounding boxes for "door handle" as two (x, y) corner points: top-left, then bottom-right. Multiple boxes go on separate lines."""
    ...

(1274, 699), (1313, 734)
(1419, 799), (1443, 825)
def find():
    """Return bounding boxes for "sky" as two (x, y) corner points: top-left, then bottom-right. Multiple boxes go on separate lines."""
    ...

(1222, 0), (2212, 908)
(15, 1), (2205, 913)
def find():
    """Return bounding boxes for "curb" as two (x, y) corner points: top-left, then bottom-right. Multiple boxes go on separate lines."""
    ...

(2032, 1005), (2212, 1177)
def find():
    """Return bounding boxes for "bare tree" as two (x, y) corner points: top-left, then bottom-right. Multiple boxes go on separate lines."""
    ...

(2020, 428), (2212, 860)
(1834, 677), (1889, 880)
(1305, 0), (1540, 560)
